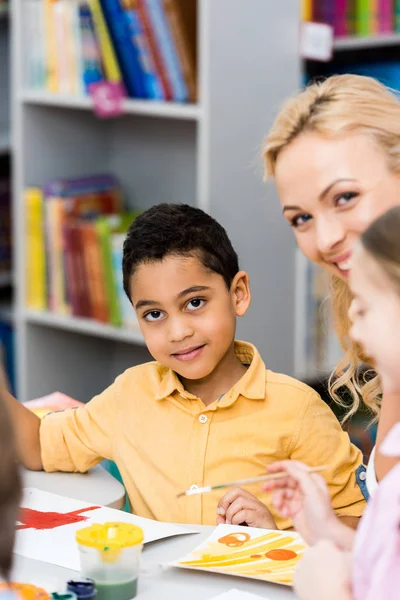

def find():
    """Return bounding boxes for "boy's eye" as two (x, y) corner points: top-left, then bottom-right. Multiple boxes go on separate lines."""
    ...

(335, 191), (358, 207)
(186, 298), (205, 311)
(144, 310), (164, 322)
(290, 213), (312, 228)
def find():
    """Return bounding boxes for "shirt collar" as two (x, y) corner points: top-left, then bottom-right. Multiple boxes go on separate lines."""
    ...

(154, 341), (266, 403)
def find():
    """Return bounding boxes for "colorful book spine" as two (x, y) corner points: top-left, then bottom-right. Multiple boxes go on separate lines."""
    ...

(53, 0), (70, 94)
(301, 0), (312, 21)
(396, 0), (400, 31)
(145, 0), (188, 101)
(24, 0), (47, 89)
(162, 0), (197, 102)
(88, 0), (125, 86)
(355, 0), (374, 35)
(44, 0), (59, 91)
(96, 216), (122, 327)
(335, 0), (349, 36)
(137, 0), (172, 99)
(25, 188), (47, 311)
(378, 0), (394, 33)
(78, 2), (105, 92)
(100, 0), (147, 98)
(123, 0), (165, 100)
(112, 233), (138, 328)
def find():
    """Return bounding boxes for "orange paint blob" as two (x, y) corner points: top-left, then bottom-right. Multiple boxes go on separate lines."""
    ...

(218, 532), (251, 547)
(265, 549), (297, 561)
(250, 554), (262, 559)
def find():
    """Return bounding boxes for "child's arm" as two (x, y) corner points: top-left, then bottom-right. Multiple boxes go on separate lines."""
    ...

(294, 540), (353, 600)
(374, 392), (400, 480)
(263, 460), (356, 549)
(2, 388), (42, 470)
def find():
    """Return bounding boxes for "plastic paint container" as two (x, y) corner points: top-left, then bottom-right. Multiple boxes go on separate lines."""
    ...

(75, 522), (143, 600)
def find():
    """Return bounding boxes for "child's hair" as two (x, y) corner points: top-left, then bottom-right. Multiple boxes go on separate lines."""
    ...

(262, 74), (400, 422)
(360, 206), (400, 295)
(123, 203), (239, 299)
(0, 390), (21, 579)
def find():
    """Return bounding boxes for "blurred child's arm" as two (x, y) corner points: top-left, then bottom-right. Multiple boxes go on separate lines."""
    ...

(375, 392), (400, 480)
(263, 460), (355, 549)
(216, 487), (277, 529)
(294, 540), (353, 600)
(2, 388), (42, 470)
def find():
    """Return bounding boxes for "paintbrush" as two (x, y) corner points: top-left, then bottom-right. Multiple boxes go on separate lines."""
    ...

(176, 465), (328, 498)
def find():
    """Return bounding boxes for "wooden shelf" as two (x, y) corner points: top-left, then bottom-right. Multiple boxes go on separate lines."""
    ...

(334, 33), (400, 50)
(24, 309), (146, 345)
(21, 90), (202, 121)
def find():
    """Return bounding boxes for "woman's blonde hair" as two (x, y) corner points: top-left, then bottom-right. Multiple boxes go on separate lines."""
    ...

(263, 74), (400, 422)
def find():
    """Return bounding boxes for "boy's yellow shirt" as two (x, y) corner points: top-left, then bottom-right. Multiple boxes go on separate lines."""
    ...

(40, 341), (366, 528)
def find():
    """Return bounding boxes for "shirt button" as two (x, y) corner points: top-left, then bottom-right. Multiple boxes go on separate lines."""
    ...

(359, 471), (367, 481)
(190, 484), (199, 492)
(199, 414), (208, 424)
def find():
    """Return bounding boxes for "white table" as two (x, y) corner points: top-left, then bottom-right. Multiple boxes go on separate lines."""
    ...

(14, 470), (296, 599)
(22, 465), (126, 509)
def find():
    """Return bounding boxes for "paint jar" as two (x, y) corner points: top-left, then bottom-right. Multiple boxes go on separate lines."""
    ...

(51, 594), (77, 600)
(67, 579), (96, 600)
(75, 522), (144, 600)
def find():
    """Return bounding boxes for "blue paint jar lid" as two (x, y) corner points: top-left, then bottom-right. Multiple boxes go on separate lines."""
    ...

(67, 579), (96, 600)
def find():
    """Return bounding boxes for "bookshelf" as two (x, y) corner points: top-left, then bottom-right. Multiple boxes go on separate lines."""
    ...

(21, 90), (202, 121)
(297, 8), (400, 381)
(13, 0), (301, 402)
(334, 33), (400, 50)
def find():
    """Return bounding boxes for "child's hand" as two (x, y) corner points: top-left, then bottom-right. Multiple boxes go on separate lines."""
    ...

(294, 540), (353, 600)
(216, 487), (277, 529)
(262, 460), (339, 545)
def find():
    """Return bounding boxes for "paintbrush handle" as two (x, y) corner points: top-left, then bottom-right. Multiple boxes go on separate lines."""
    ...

(178, 465), (328, 497)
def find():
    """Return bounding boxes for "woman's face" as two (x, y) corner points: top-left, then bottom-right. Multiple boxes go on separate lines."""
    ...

(275, 132), (400, 280)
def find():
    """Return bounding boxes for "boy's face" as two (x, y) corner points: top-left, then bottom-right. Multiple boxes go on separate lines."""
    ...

(130, 255), (251, 380)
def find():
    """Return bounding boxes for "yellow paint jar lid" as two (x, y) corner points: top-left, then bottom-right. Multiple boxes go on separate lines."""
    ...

(76, 522), (144, 550)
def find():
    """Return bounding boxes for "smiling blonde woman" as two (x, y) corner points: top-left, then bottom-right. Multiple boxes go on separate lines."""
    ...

(263, 73), (400, 489)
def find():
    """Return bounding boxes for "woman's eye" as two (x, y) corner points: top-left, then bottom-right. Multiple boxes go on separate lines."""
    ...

(290, 213), (312, 228)
(335, 192), (358, 207)
(144, 310), (164, 322)
(187, 298), (205, 311)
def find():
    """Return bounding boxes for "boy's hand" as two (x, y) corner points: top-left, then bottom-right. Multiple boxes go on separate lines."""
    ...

(263, 460), (343, 546)
(216, 487), (277, 529)
(294, 540), (353, 600)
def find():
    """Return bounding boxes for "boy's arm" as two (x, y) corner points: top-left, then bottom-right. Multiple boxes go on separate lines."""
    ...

(289, 391), (366, 522)
(2, 388), (42, 470)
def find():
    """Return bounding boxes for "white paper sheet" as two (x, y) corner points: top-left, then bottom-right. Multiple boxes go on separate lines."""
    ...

(15, 487), (199, 571)
(210, 591), (271, 600)
(171, 523), (306, 587)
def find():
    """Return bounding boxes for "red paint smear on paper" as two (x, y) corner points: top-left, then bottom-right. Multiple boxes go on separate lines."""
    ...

(16, 506), (100, 531)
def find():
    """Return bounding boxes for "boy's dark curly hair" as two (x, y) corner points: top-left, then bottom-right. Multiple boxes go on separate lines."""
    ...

(123, 203), (239, 300)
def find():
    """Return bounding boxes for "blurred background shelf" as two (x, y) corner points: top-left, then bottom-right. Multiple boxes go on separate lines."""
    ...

(21, 91), (202, 121)
(24, 310), (145, 346)
(335, 33), (400, 51)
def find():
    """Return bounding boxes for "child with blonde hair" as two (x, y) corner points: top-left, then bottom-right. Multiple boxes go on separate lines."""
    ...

(263, 205), (400, 600)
